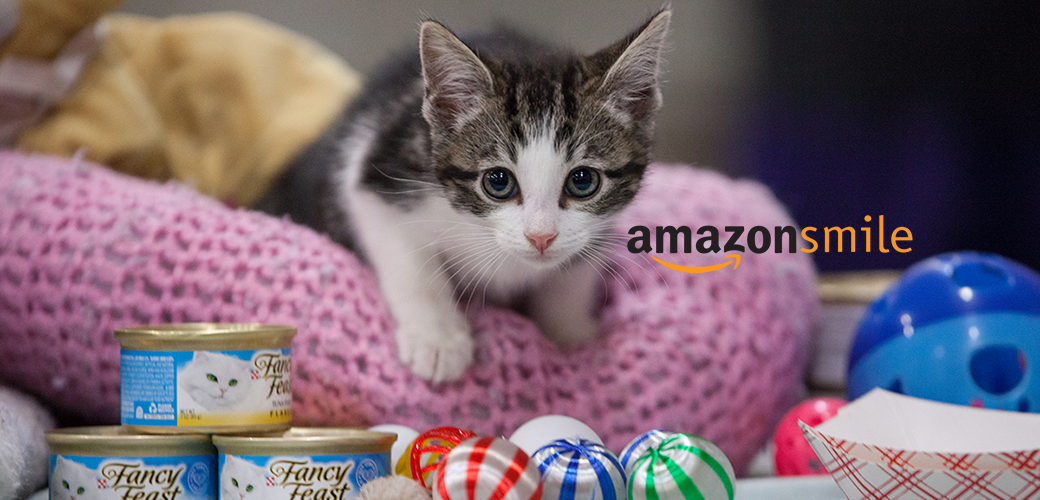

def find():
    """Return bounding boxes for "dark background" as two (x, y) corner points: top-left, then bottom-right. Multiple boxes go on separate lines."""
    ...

(736, 1), (1040, 272)
(121, 1), (1040, 273)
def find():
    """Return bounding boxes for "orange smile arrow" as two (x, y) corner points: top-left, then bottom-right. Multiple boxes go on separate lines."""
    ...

(650, 254), (741, 273)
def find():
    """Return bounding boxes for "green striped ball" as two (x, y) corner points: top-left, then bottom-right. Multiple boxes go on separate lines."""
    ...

(626, 432), (735, 500)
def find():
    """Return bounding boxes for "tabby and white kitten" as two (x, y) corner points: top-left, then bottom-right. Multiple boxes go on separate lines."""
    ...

(262, 9), (670, 382)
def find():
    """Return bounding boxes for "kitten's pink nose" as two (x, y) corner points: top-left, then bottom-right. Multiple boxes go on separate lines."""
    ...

(525, 231), (557, 254)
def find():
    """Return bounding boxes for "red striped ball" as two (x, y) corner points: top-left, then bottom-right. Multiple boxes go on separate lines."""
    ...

(431, 437), (543, 500)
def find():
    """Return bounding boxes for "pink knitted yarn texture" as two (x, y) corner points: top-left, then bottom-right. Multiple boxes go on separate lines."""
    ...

(0, 151), (816, 472)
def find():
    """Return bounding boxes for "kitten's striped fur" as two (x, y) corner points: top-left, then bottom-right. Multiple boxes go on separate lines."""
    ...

(261, 9), (670, 381)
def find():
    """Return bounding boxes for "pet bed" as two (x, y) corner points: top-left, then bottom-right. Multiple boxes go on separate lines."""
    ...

(0, 150), (816, 474)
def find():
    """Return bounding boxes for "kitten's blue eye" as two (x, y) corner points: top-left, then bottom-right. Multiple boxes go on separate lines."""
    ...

(482, 168), (517, 200)
(229, 379), (238, 386)
(565, 167), (600, 198)
(207, 373), (217, 382)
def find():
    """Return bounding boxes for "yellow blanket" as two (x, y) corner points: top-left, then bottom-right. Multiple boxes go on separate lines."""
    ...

(5, 3), (361, 206)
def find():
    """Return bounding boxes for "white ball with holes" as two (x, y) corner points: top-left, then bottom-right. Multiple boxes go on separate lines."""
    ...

(369, 424), (420, 468)
(507, 415), (602, 457)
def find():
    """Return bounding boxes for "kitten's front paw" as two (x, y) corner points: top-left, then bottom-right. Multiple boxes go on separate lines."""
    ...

(395, 312), (474, 383)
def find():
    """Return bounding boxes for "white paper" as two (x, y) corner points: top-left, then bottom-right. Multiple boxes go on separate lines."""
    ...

(815, 388), (1040, 453)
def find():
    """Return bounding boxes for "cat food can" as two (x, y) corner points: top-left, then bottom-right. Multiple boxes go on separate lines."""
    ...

(115, 323), (296, 434)
(212, 428), (396, 500)
(46, 426), (217, 500)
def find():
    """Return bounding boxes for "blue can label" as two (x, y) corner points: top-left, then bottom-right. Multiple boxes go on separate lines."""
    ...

(120, 348), (292, 427)
(50, 454), (215, 500)
(219, 453), (390, 500)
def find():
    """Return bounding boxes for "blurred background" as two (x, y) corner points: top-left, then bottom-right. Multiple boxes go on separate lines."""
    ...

(120, 0), (1040, 273)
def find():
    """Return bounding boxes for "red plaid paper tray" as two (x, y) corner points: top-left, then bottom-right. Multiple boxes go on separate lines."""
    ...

(801, 389), (1040, 500)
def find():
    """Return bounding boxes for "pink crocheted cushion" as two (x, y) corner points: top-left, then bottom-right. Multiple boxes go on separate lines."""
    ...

(0, 150), (816, 473)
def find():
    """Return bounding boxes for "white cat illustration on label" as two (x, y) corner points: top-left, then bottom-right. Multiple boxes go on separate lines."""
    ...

(47, 427), (217, 500)
(115, 323), (297, 434)
(53, 457), (199, 500)
(212, 429), (396, 500)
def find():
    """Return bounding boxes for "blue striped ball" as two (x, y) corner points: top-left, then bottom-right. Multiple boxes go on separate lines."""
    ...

(531, 438), (626, 500)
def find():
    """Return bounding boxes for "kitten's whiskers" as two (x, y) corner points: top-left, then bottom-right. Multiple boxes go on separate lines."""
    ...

(444, 245), (504, 305)
(433, 239), (500, 299)
(579, 246), (632, 293)
(371, 165), (441, 188)
(375, 187), (444, 196)
(462, 249), (509, 313)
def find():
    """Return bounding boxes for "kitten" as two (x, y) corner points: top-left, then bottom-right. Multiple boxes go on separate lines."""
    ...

(51, 456), (101, 500)
(220, 456), (271, 500)
(178, 352), (259, 411)
(260, 9), (670, 382)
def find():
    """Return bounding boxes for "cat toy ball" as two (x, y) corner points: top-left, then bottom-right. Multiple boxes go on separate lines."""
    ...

(772, 398), (846, 475)
(619, 429), (669, 473)
(409, 426), (478, 489)
(508, 415), (603, 457)
(368, 424), (420, 473)
(847, 251), (1040, 412)
(531, 438), (626, 500)
(430, 436), (543, 500)
(624, 432), (735, 500)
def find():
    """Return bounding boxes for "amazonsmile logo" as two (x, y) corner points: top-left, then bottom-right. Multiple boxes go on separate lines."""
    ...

(629, 215), (912, 274)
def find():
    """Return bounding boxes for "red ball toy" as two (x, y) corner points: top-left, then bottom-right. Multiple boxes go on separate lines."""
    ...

(410, 426), (479, 488)
(772, 397), (846, 475)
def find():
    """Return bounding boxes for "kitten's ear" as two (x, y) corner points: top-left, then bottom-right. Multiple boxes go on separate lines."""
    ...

(591, 8), (671, 124)
(419, 20), (493, 131)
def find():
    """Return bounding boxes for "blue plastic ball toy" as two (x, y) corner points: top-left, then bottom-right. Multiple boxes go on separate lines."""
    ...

(847, 251), (1040, 412)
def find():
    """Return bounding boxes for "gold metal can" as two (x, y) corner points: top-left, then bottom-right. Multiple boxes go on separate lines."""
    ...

(212, 428), (396, 500)
(46, 426), (217, 500)
(114, 323), (296, 434)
